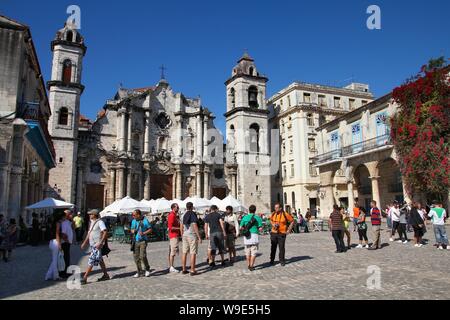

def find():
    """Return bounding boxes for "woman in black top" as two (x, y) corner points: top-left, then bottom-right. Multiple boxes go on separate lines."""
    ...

(409, 202), (425, 247)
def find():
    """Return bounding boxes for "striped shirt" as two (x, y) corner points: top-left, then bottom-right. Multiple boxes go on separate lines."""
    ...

(370, 207), (382, 225)
(329, 210), (344, 231)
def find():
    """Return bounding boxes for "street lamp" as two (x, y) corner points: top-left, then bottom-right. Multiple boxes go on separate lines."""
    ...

(31, 160), (39, 173)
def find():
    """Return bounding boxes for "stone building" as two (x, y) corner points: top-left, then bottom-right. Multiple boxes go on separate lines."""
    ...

(0, 15), (56, 220)
(313, 94), (405, 216)
(224, 53), (272, 213)
(267, 81), (374, 213)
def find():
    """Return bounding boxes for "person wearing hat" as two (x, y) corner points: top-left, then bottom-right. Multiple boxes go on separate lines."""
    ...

(73, 212), (84, 244)
(80, 209), (110, 285)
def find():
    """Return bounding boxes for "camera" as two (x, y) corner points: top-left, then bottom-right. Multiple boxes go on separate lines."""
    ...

(274, 223), (280, 230)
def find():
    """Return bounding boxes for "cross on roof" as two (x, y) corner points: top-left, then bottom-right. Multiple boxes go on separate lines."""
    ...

(159, 64), (167, 80)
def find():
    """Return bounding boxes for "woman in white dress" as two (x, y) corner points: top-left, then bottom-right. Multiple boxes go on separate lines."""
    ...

(45, 211), (64, 281)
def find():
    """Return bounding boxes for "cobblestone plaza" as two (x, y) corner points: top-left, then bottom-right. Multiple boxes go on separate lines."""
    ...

(1, 224), (449, 300)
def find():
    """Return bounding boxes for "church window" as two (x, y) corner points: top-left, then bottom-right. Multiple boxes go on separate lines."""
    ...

(248, 86), (258, 108)
(90, 161), (103, 174)
(289, 140), (293, 153)
(249, 67), (254, 76)
(155, 112), (171, 129)
(59, 157), (64, 163)
(256, 185), (259, 191)
(282, 142), (286, 156)
(214, 169), (224, 179)
(249, 123), (260, 153)
(290, 164), (295, 177)
(318, 95), (327, 106)
(287, 95), (291, 107)
(76, 33), (81, 43)
(334, 97), (341, 108)
(62, 60), (72, 84)
(230, 88), (235, 108)
(66, 30), (73, 42)
(58, 107), (69, 125)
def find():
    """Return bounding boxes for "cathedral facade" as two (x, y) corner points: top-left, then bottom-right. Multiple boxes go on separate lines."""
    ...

(47, 24), (273, 213)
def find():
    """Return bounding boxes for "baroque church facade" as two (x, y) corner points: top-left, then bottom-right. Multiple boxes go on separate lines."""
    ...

(47, 24), (273, 213)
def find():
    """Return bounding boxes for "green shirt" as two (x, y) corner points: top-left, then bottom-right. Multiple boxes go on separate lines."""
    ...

(240, 214), (263, 234)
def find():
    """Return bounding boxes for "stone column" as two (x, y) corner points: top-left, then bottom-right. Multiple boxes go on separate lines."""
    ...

(172, 171), (177, 200)
(144, 169), (151, 200)
(402, 180), (412, 203)
(126, 168), (132, 197)
(8, 166), (23, 219)
(117, 165), (125, 199)
(203, 118), (208, 161)
(127, 111), (133, 153)
(176, 166), (183, 200)
(109, 168), (116, 204)
(370, 176), (381, 208)
(20, 176), (29, 221)
(144, 112), (151, 155)
(196, 165), (202, 197)
(203, 166), (210, 199)
(231, 174), (236, 198)
(347, 181), (354, 210)
(0, 165), (10, 216)
(76, 165), (83, 211)
(196, 115), (203, 162)
(118, 108), (127, 152)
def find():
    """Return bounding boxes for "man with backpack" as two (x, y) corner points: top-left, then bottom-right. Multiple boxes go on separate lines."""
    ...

(269, 203), (295, 266)
(240, 205), (263, 271)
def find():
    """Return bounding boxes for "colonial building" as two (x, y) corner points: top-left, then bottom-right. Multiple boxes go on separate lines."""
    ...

(268, 81), (374, 213)
(313, 94), (405, 217)
(46, 24), (230, 212)
(0, 15), (56, 220)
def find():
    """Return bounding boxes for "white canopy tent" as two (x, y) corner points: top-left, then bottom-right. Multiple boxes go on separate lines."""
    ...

(209, 196), (222, 208)
(150, 197), (172, 215)
(26, 198), (74, 210)
(100, 196), (150, 218)
(184, 197), (212, 212)
(219, 195), (247, 213)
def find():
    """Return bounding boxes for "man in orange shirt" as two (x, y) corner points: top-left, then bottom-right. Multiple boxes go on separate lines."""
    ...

(269, 203), (295, 267)
(352, 198), (360, 232)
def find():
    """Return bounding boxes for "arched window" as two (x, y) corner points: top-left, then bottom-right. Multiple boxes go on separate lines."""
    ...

(249, 67), (254, 76)
(229, 88), (235, 108)
(248, 86), (258, 108)
(62, 60), (72, 84)
(75, 33), (81, 43)
(58, 107), (69, 125)
(249, 123), (260, 153)
(66, 30), (73, 42)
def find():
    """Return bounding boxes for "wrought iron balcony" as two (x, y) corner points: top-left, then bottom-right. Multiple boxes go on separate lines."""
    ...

(312, 134), (392, 165)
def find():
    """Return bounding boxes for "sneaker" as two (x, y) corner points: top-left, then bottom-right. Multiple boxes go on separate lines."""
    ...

(133, 273), (141, 278)
(397, 240), (403, 243)
(414, 244), (419, 247)
(364, 245), (370, 249)
(169, 267), (179, 273)
(418, 244), (423, 248)
(269, 261), (275, 266)
(438, 246), (444, 250)
(181, 270), (189, 275)
(390, 238), (394, 242)
(447, 246), (450, 250)
(403, 240), (408, 244)
(97, 274), (110, 282)
(144, 270), (151, 277)
(356, 244), (363, 249)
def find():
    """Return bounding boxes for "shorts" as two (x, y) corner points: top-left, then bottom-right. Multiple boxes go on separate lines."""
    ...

(182, 236), (198, 255)
(209, 232), (225, 254)
(169, 238), (180, 257)
(244, 244), (259, 257)
(225, 234), (236, 250)
(88, 246), (103, 267)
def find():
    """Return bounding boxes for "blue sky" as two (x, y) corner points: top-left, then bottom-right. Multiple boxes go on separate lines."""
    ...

(1, 0), (449, 133)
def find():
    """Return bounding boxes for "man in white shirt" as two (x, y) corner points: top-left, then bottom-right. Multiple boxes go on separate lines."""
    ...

(428, 200), (449, 250)
(81, 209), (110, 285)
(59, 210), (74, 278)
(389, 201), (401, 242)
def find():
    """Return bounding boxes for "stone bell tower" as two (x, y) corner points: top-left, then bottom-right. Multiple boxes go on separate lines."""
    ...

(225, 52), (272, 213)
(47, 22), (86, 203)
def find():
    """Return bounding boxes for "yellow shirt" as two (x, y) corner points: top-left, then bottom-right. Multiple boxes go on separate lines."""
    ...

(73, 216), (83, 229)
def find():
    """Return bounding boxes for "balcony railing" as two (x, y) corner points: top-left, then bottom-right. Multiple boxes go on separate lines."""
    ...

(312, 134), (392, 165)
